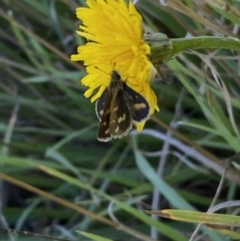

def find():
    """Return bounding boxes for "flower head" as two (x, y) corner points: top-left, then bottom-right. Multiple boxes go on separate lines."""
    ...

(71, 0), (159, 131)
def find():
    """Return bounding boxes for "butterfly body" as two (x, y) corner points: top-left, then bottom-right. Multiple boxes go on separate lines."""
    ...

(96, 71), (150, 142)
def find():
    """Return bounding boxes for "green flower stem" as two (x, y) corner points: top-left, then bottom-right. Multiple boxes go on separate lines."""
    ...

(146, 33), (240, 65)
(171, 36), (240, 58)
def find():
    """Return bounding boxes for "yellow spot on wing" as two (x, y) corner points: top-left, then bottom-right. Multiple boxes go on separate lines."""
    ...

(118, 114), (126, 123)
(134, 103), (147, 110)
(115, 126), (119, 133)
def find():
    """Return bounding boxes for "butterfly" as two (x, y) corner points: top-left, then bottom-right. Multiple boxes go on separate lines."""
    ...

(95, 70), (150, 142)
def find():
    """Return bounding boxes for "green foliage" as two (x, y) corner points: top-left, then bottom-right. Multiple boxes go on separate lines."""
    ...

(0, 0), (240, 240)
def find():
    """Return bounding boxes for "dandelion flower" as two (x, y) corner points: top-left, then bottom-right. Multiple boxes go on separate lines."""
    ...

(71, 0), (159, 131)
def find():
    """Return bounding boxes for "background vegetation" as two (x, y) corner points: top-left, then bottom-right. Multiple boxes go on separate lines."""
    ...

(0, 0), (240, 240)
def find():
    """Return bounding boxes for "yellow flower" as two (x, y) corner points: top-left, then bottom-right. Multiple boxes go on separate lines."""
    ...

(71, 0), (159, 131)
